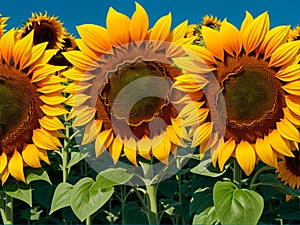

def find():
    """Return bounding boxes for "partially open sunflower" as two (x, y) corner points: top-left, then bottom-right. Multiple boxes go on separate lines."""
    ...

(18, 12), (68, 49)
(174, 11), (300, 175)
(0, 14), (8, 37)
(0, 29), (67, 184)
(62, 3), (199, 165)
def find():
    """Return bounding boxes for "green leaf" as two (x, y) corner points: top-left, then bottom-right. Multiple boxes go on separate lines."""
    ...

(193, 206), (218, 225)
(3, 179), (32, 206)
(66, 152), (89, 168)
(21, 206), (43, 221)
(50, 182), (74, 214)
(95, 168), (134, 188)
(190, 187), (213, 215)
(191, 158), (231, 177)
(213, 181), (264, 225)
(24, 167), (51, 184)
(124, 202), (148, 224)
(70, 177), (114, 221)
(255, 173), (300, 196)
(279, 198), (300, 220)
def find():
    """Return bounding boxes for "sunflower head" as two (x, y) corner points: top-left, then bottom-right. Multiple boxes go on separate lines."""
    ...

(174, 11), (300, 175)
(202, 15), (222, 29)
(18, 12), (68, 49)
(289, 25), (300, 41)
(0, 14), (9, 37)
(62, 3), (198, 167)
(277, 149), (300, 189)
(0, 29), (67, 184)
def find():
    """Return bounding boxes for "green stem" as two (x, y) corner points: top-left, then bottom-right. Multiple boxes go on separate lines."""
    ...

(0, 192), (9, 224)
(4, 194), (13, 224)
(233, 159), (242, 188)
(145, 184), (158, 224)
(132, 187), (148, 212)
(86, 216), (91, 225)
(250, 165), (275, 189)
(62, 116), (70, 183)
(121, 186), (126, 225)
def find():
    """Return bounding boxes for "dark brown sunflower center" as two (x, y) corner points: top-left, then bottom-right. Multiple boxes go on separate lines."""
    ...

(285, 151), (300, 176)
(0, 73), (42, 155)
(25, 22), (56, 49)
(213, 55), (285, 143)
(101, 61), (172, 126)
(223, 67), (277, 125)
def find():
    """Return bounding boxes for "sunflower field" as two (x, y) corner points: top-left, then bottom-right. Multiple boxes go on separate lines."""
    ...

(0, 2), (300, 224)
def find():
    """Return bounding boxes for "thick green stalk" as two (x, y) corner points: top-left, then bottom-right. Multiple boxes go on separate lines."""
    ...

(145, 184), (158, 224)
(233, 159), (242, 188)
(62, 115), (70, 182)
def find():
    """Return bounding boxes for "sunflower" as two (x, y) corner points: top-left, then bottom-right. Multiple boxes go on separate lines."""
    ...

(0, 14), (9, 37)
(18, 12), (68, 49)
(277, 149), (300, 189)
(289, 26), (300, 41)
(0, 29), (67, 184)
(62, 3), (199, 165)
(174, 11), (300, 175)
(185, 15), (222, 46)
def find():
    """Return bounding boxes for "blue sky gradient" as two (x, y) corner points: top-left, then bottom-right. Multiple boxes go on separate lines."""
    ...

(1, 0), (300, 37)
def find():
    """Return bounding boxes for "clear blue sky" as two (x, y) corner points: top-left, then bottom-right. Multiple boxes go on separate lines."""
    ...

(1, 0), (300, 37)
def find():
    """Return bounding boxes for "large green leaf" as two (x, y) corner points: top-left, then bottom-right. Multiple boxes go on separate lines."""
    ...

(255, 173), (300, 196)
(3, 179), (32, 206)
(70, 177), (114, 221)
(213, 181), (264, 225)
(50, 182), (74, 214)
(191, 158), (231, 177)
(95, 168), (134, 188)
(190, 187), (213, 215)
(279, 198), (300, 220)
(193, 206), (218, 225)
(24, 167), (51, 184)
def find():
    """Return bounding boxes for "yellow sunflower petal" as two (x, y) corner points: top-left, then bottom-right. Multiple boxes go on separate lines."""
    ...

(39, 116), (65, 131)
(276, 64), (300, 82)
(8, 150), (26, 183)
(40, 104), (68, 117)
(166, 125), (185, 147)
(130, 2), (149, 42)
(277, 118), (300, 142)
(211, 138), (224, 167)
(95, 129), (114, 157)
(261, 25), (290, 59)
(22, 144), (42, 168)
(235, 140), (256, 176)
(123, 137), (138, 166)
(77, 24), (112, 54)
(23, 42), (48, 69)
(13, 30), (33, 69)
(218, 138), (236, 171)
(255, 137), (278, 168)
(64, 82), (91, 94)
(269, 41), (300, 68)
(152, 133), (171, 164)
(39, 92), (66, 105)
(72, 106), (96, 127)
(106, 7), (131, 47)
(82, 120), (103, 145)
(240, 11), (253, 35)
(220, 19), (242, 57)
(149, 13), (171, 41)
(65, 94), (91, 107)
(32, 128), (62, 150)
(109, 135), (123, 164)
(0, 29), (15, 65)
(242, 11), (269, 54)
(183, 45), (217, 65)
(0, 153), (7, 174)
(202, 26), (224, 61)
(282, 80), (300, 96)
(285, 95), (300, 116)
(75, 39), (100, 61)
(283, 107), (300, 126)
(62, 68), (94, 81)
(0, 167), (9, 185)
(172, 20), (188, 42)
(62, 50), (96, 71)
(191, 122), (213, 148)
(268, 129), (294, 157)
(37, 149), (50, 164)
(137, 135), (151, 160)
